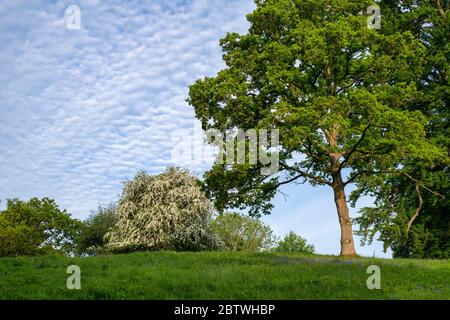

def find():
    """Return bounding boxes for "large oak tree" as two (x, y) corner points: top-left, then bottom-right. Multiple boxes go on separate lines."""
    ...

(188, 0), (443, 256)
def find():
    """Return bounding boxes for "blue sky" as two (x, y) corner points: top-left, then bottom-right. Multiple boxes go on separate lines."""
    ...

(0, 0), (391, 258)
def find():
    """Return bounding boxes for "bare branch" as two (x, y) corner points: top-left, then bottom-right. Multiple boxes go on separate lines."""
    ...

(403, 172), (446, 199)
(406, 183), (423, 233)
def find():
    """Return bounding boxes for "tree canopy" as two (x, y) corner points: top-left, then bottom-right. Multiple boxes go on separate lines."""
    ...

(188, 0), (445, 256)
(275, 231), (315, 254)
(77, 203), (118, 256)
(211, 212), (277, 251)
(105, 167), (219, 252)
(352, 0), (449, 258)
(0, 198), (82, 257)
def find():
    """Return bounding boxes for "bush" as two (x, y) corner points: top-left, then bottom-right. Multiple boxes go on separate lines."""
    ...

(211, 212), (277, 252)
(0, 198), (82, 257)
(275, 231), (315, 254)
(0, 215), (40, 256)
(77, 204), (118, 255)
(105, 167), (220, 252)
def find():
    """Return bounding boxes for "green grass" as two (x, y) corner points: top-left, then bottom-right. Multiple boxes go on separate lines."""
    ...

(0, 251), (448, 299)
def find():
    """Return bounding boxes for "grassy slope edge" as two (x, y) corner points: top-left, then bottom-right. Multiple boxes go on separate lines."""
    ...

(0, 252), (448, 299)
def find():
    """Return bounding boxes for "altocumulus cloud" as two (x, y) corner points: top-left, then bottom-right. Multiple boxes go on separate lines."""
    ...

(0, 0), (254, 217)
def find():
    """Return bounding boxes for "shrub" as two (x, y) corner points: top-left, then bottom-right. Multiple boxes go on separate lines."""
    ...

(77, 204), (118, 255)
(105, 167), (219, 252)
(0, 198), (82, 257)
(211, 212), (277, 251)
(0, 215), (40, 256)
(275, 231), (315, 254)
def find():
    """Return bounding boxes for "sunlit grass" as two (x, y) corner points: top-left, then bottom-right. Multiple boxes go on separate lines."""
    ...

(0, 251), (448, 299)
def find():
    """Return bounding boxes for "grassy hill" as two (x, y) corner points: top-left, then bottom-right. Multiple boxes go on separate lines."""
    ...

(0, 251), (448, 300)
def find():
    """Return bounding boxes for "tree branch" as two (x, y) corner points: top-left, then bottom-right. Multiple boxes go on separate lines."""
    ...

(280, 162), (332, 186)
(305, 135), (328, 163)
(259, 172), (305, 200)
(343, 170), (377, 186)
(339, 123), (372, 170)
(434, 0), (446, 19)
(406, 183), (423, 233)
(403, 172), (446, 199)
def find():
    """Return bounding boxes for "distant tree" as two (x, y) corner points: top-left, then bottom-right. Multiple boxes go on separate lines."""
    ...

(105, 167), (220, 252)
(275, 231), (315, 254)
(188, 0), (443, 256)
(211, 212), (277, 251)
(0, 198), (82, 257)
(77, 203), (118, 256)
(0, 215), (39, 257)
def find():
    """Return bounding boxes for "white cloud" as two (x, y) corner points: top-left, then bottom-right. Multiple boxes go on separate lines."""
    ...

(0, 0), (255, 217)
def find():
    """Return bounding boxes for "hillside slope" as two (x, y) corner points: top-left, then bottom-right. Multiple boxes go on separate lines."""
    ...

(0, 252), (448, 299)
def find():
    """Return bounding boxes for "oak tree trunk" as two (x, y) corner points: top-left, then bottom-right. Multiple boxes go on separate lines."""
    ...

(332, 172), (357, 257)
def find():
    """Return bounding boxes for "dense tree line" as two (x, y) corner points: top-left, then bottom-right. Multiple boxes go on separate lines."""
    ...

(0, 168), (314, 257)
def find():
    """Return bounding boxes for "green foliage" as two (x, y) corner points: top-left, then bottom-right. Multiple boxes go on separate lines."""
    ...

(275, 231), (315, 254)
(353, 0), (449, 259)
(0, 198), (82, 257)
(211, 212), (277, 251)
(353, 170), (450, 259)
(187, 0), (444, 257)
(188, 0), (439, 215)
(77, 204), (118, 256)
(105, 167), (220, 252)
(0, 215), (39, 257)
